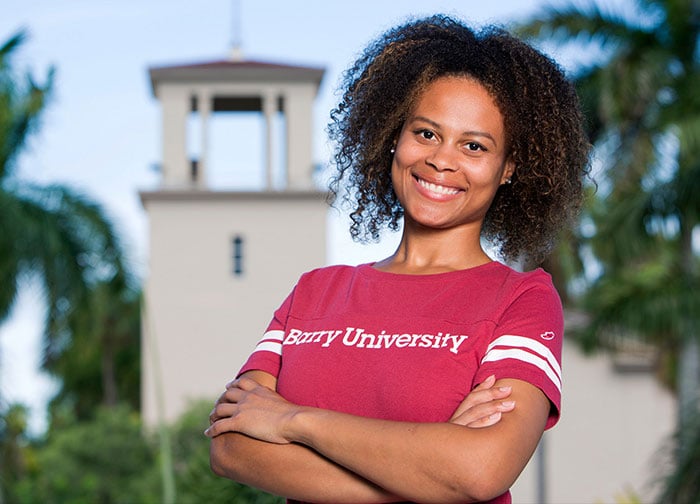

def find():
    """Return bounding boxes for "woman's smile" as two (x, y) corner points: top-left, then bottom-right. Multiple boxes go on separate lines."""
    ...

(413, 174), (463, 199)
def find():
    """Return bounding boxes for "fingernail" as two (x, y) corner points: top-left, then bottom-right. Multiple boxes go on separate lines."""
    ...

(501, 401), (515, 408)
(489, 412), (502, 421)
(203, 428), (210, 436)
(498, 386), (511, 393)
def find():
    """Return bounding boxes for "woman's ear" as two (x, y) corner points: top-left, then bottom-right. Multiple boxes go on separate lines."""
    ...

(500, 160), (515, 185)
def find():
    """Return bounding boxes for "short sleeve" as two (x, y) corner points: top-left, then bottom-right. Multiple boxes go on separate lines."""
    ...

(236, 288), (295, 378)
(475, 271), (564, 429)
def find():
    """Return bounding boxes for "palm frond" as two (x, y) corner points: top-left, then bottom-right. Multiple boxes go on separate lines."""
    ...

(5, 182), (130, 368)
(517, 2), (656, 53)
(0, 30), (26, 66)
(575, 247), (698, 351)
(0, 30), (54, 181)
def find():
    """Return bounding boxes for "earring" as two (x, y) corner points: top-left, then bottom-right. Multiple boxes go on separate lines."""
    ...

(505, 178), (512, 184)
(390, 147), (396, 154)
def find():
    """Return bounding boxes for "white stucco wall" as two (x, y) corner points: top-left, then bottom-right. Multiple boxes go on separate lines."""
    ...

(141, 192), (327, 425)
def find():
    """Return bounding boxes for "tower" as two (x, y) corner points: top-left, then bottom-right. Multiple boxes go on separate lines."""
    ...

(140, 53), (327, 425)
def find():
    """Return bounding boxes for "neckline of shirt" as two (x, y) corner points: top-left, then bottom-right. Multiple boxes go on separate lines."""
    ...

(357, 260), (505, 282)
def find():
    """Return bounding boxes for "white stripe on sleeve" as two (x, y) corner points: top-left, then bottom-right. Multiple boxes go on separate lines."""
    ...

(262, 330), (285, 342)
(251, 330), (285, 356)
(481, 335), (562, 392)
(254, 341), (282, 356)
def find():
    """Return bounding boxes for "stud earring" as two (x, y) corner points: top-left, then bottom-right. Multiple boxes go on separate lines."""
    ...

(390, 147), (396, 154)
(505, 178), (512, 184)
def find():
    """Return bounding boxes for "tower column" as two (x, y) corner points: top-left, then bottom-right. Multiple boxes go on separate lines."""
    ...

(286, 86), (315, 190)
(262, 92), (277, 190)
(160, 87), (190, 188)
(198, 91), (212, 189)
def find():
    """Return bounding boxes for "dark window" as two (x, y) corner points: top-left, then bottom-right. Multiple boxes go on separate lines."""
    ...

(232, 235), (244, 276)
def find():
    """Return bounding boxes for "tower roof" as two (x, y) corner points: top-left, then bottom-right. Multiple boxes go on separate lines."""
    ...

(148, 58), (325, 97)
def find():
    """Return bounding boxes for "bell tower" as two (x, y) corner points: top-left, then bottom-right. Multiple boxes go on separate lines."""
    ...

(140, 52), (327, 425)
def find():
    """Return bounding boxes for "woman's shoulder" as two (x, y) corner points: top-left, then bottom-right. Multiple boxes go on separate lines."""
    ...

(483, 263), (560, 305)
(490, 262), (555, 285)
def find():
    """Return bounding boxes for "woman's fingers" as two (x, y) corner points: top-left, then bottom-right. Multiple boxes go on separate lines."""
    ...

(225, 376), (259, 391)
(459, 400), (516, 428)
(205, 378), (296, 443)
(209, 402), (237, 425)
(450, 376), (512, 421)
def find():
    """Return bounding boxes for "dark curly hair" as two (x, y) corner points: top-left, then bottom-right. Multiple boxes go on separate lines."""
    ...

(328, 14), (591, 265)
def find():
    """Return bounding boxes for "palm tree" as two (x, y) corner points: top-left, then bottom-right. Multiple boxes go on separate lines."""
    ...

(520, 0), (699, 418)
(0, 30), (131, 403)
(46, 279), (141, 420)
(517, 0), (699, 499)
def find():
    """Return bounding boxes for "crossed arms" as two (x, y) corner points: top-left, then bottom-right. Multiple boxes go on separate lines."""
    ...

(206, 370), (549, 503)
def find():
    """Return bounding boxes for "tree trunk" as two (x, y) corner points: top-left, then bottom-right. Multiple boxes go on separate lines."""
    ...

(678, 213), (699, 431)
(678, 338), (700, 429)
(101, 334), (118, 407)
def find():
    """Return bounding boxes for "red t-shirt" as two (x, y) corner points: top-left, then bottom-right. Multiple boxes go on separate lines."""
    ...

(239, 261), (564, 504)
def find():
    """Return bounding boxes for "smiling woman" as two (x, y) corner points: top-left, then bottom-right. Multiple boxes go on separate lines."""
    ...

(389, 76), (513, 261)
(207, 14), (590, 504)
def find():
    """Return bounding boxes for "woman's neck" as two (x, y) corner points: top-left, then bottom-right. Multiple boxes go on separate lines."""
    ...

(373, 223), (491, 275)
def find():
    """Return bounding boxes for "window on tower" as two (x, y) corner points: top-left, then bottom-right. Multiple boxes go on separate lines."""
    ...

(232, 235), (244, 276)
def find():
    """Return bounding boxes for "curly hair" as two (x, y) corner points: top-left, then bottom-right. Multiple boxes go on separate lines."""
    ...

(327, 14), (591, 265)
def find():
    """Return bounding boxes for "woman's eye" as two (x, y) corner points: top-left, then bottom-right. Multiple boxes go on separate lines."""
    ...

(465, 142), (485, 152)
(418, 129), (435, 140)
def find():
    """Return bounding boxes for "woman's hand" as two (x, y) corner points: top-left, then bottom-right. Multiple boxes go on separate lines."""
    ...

(205, 376), (300, 443)
(450, 374), (515, 428)
(206, 373), (514, 442)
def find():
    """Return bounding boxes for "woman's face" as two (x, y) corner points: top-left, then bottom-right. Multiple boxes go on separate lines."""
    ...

(392, 76), (513, 233)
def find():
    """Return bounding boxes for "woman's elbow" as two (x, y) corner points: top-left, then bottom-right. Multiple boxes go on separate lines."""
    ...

(451, 456), (516, 502)
(462, 479), (511, 503)
(209, 433), (243, 480)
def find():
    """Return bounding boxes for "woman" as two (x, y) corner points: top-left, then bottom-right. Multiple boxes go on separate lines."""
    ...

(206, 15), (590, 504)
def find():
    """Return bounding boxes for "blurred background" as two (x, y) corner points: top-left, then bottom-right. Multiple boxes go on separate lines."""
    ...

(1, 0), (698, 502)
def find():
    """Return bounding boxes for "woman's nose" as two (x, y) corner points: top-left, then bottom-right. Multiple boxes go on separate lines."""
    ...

(425, 143), (458, 172)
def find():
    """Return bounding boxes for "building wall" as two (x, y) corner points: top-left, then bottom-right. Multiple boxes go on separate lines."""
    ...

(512, 339), (676, 503)
(141, 192), (327, 425)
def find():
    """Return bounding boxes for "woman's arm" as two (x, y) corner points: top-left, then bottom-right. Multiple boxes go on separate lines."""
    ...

(208, 371), (516, 503)
(208, 372), (539, 503)
(209, 371), (401, 503)
(283, 378), (548, 502)
(211, 432), (399, 503)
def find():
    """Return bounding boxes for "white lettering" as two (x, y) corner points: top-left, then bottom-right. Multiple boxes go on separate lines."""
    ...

(395, 334), (412, 348)
(447, 335), (469, 354)
(282, 326), (469, 354)
(283, 328), (302, 345)
(419, 334), (433, 348)
(322, 330), (342, 347)
(343, 327), (363, 346)
(378, 332), (399, 348)
(358, 332), (376, 348)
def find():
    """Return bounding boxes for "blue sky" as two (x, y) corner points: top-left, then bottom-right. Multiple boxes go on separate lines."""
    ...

(0, 0), (606, 432)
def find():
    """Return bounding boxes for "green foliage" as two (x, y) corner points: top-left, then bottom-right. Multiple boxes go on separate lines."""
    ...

(170, 400), (283, 504)
(0, 403), (35, 503)
(518, 0), (700, 499)
(1, 401), (283, 504)
(655, 415), (700, 504)
(518, 0), (700, 380)
(47, 280), (142, 420)
(0, 29), (134, 400)
(518, 0), (700, 321)
(9, 405), (160, 504)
